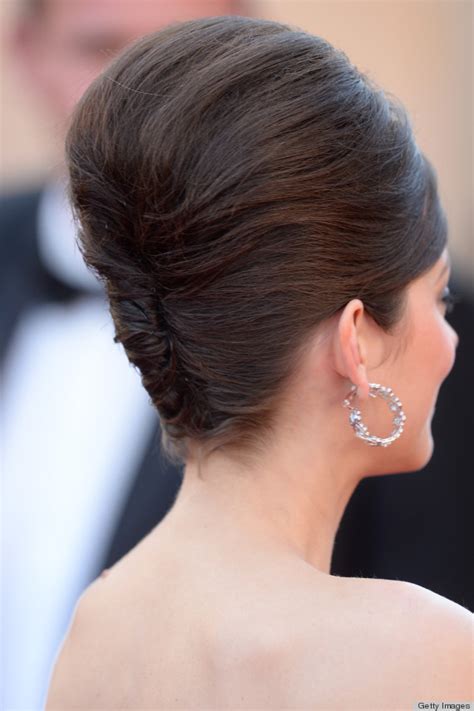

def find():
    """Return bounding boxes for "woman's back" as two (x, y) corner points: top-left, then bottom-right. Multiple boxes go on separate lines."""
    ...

(46, 521), (472, 710)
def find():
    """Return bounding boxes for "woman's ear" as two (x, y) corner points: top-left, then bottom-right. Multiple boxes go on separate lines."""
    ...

(333, 299), (370, 400)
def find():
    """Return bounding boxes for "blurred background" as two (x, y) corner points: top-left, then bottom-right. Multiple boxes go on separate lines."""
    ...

(1, 2), (472, 710)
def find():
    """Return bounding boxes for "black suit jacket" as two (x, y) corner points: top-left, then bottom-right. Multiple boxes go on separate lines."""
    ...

(1, 185), (472, 610)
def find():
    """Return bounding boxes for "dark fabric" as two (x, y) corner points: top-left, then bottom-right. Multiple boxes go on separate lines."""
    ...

(2, 185), (472, 611)
(0, 186), (85, 368)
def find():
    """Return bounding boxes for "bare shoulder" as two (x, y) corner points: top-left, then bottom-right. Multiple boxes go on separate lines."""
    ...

(45, 586), (90, 709)
(378, 578), (472, 651)
(287, 576), (473, 709)
(45, 563), (472, 710)
(363, 575), (472, 624)
(45, 575), (121, 710)
(389, 580), (473, 695)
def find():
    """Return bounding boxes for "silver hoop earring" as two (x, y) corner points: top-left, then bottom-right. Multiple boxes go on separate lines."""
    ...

(342, 383), (406, 447)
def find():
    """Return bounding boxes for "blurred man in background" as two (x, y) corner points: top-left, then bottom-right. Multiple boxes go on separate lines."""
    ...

(1, 1), (472, 709)
(1, 2), (243, 708)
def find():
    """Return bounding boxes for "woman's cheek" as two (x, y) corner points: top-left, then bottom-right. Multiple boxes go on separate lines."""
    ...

(438, 318), (458, 381)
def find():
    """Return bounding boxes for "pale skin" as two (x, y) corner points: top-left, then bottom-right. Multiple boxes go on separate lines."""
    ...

(45, 248), (473, 709)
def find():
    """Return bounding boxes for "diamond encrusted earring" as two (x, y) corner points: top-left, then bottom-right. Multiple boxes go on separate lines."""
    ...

(342, 382), (406, 447)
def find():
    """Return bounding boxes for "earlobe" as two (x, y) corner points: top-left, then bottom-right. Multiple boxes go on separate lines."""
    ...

(355, 364), (370, 400)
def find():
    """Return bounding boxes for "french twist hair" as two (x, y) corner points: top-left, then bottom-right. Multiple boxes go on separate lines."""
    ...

(65, 16), (447, 467)
(105, 266), (197, 455)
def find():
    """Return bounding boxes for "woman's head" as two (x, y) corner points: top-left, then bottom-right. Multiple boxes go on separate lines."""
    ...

(65, 15), (453, 472)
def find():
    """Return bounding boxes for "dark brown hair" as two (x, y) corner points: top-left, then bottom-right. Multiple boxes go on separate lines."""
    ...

(65, 15), (447, 468)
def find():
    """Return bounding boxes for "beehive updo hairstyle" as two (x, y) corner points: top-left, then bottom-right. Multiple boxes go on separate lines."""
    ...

(65, 15), (447, 468)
